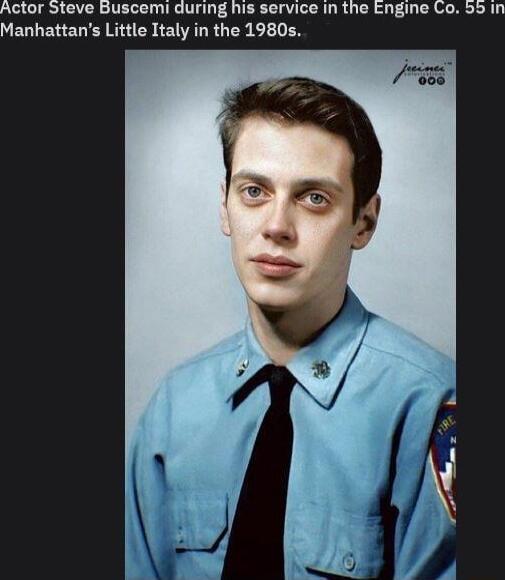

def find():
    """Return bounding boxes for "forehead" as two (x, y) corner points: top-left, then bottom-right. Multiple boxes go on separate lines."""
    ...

(231, 116), (355, 185)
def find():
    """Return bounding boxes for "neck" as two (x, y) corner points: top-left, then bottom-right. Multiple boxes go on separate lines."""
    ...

(248, 288), (347, 366)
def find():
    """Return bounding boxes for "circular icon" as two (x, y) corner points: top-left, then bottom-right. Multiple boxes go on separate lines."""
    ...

(437, 76), (445, 85)
(428, 76), (436, 85)
(419, 76), (427, 85)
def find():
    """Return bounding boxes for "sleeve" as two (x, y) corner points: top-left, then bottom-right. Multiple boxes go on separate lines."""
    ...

(125, 416), (167, 580)
(391, 400), (456, 580)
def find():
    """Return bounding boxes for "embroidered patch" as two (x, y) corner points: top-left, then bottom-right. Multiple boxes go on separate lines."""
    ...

(430, 402), (456, 523)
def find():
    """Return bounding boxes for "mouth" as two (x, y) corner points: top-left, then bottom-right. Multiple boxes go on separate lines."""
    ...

(250, 253), (302, 277)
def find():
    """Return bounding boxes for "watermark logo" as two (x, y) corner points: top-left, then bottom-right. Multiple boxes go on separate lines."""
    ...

(393, 59), (452, 86)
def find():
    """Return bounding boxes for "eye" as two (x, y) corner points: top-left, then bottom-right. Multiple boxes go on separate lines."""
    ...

(245, 186), (262, 198)
(308, 193), (326, 205)
(299, 191), (330, 208)
(240, 185), (267, 204)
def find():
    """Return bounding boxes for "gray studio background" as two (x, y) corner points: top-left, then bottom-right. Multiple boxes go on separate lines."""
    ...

(126, 50), (456, 444)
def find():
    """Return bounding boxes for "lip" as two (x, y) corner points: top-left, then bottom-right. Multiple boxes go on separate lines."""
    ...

(250, 253), (302, 277)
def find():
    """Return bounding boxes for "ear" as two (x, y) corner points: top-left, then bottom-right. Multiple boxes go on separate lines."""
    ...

(220, 181), (231, 237)
(352, 193), (381, 250)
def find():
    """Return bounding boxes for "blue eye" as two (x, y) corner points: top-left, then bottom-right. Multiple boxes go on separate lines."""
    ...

(309, 193), (325, 205)
(246, 186), (262, 198)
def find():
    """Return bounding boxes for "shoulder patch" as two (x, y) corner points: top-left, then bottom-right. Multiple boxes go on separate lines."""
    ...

(430, 402), (456, 523)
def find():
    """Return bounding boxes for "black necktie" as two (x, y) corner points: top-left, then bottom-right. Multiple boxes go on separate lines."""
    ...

(222, 365), (296, 580)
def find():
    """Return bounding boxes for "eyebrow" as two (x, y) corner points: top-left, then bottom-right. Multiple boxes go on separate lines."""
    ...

(231, 170), (344, 193)
(293, 177), (344, 193)
(231, 171), (274, 189)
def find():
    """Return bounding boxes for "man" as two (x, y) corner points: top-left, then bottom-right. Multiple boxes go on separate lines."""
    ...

(126, 77), (456, 580)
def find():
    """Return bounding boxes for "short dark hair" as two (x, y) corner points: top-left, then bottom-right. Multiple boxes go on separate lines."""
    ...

(217, 77), (382, 221)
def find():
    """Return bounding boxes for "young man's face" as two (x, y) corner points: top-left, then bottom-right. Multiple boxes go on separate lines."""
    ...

(220, 116), (378, 315)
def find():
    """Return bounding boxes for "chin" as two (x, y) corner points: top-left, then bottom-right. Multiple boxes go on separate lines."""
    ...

(245, 284), (304, 313)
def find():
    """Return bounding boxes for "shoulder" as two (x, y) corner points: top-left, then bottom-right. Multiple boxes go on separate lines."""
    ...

(165, 329), (244, 380)
(140, 330), (244, 432)
(361, 312), (455, 392)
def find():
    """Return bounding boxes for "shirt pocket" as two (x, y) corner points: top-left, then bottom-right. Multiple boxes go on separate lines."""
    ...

(166, 491), (229, 580)
(168, 490), (229, 551)
(293, 502), (384, 579)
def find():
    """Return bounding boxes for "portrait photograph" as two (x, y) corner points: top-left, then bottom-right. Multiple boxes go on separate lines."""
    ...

(125, 49), (456, 580)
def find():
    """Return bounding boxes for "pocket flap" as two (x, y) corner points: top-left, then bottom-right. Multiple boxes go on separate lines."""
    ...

(295, 503), (384, 579)
(168, 491), (228, 551)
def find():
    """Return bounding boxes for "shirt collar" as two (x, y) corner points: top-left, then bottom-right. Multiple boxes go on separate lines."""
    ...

(224, 287), (369, 409)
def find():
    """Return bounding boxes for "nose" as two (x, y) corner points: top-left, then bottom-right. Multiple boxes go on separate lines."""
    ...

(262, 196), (297, 244)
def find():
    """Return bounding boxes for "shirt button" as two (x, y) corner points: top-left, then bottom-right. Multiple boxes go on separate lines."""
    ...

(343, 552), (355, 571)
(311, 360), (331, 379)
(236, 358), (249, 376)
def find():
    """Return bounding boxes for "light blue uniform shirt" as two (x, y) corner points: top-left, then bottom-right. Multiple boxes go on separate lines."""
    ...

(126, 288), (456, 580)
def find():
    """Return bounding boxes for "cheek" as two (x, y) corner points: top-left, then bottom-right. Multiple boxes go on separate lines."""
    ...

(302, 221), (354, 269)
(230, 220), (256, 239)
(228, 208), (261, 242)
(228, 221), (258, 267)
